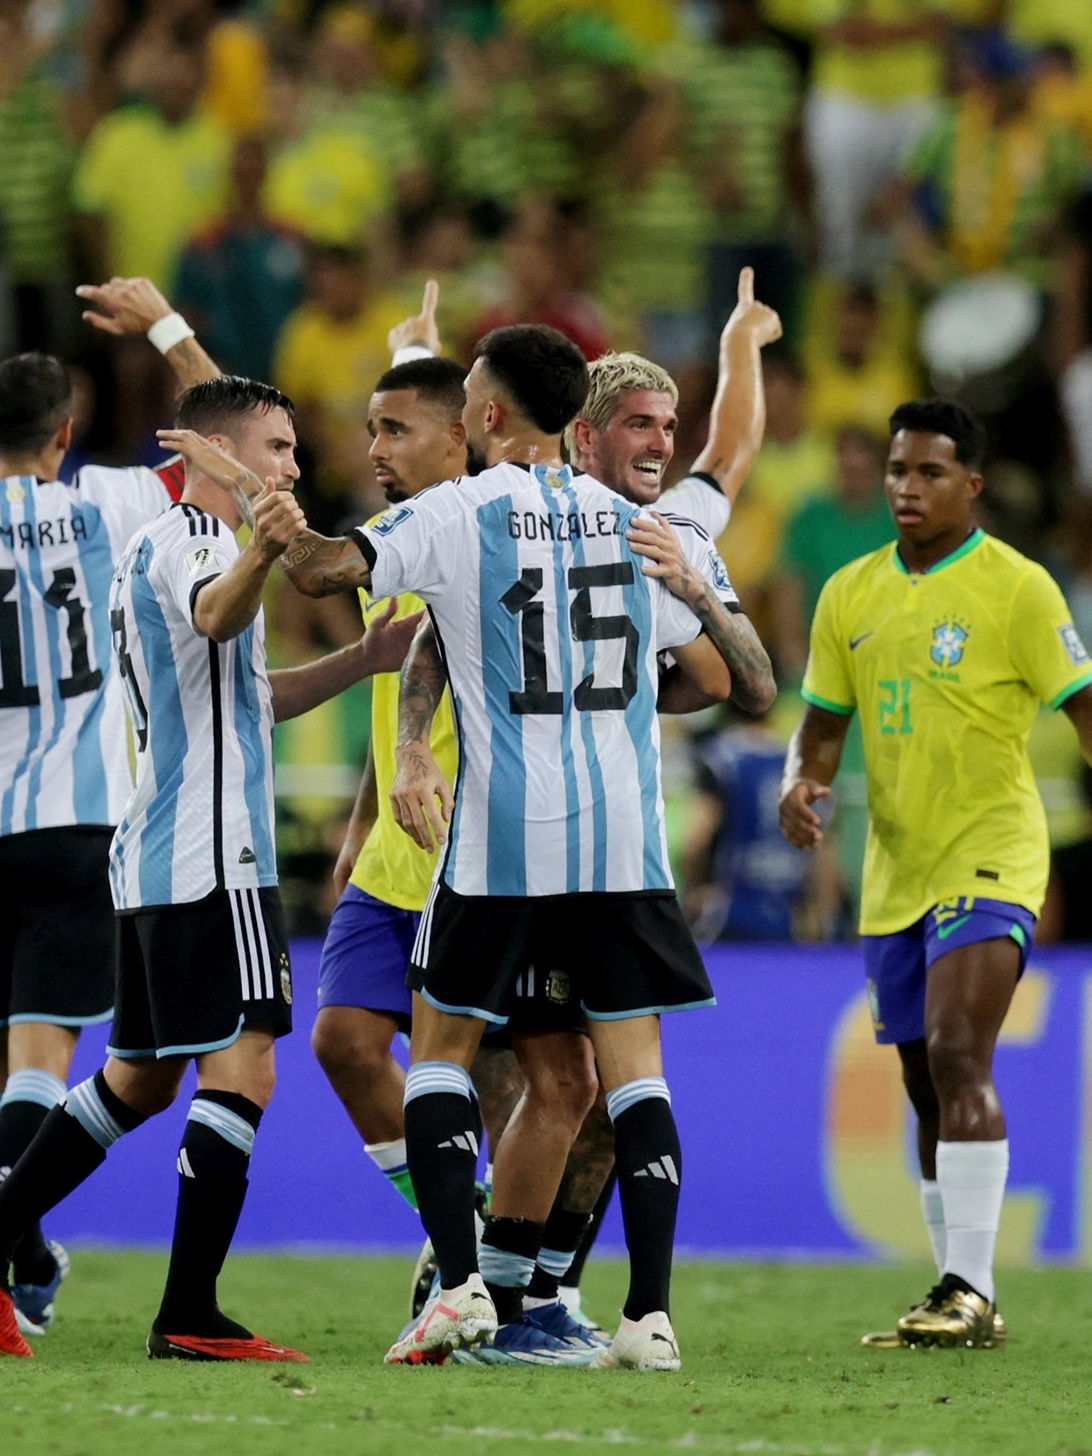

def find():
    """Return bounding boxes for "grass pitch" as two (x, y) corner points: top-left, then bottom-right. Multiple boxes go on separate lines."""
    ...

(6, 1252), (1092, 1456)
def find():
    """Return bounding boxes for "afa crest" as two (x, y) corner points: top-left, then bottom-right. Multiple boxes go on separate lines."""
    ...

(930, 619), (970, 668)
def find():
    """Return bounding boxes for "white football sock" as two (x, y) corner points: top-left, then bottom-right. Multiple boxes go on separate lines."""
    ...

(937, 1139), (1009, 1303)
(920, 1178), (946, 1273)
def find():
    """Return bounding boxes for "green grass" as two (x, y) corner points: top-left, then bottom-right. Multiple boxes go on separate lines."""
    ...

(7, 1253), (1092, 1456)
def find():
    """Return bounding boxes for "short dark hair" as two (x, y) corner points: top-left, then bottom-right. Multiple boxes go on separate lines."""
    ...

(474, 325), (589, 435)
(888, 397), (987, 469)
(176, 376), (295, 435)
(0, 353), (72, 453)
(372, 356), (466, 417)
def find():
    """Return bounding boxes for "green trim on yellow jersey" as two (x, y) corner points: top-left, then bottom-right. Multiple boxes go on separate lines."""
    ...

(1050, 671), (1092, 711)
(891, 526), (985, 577)
(801, 687), (855, 716)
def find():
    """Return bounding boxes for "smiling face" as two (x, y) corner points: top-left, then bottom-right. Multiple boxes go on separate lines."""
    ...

(367, 387), (466, 502)
(885, 428), (983, 563)
(575, 389), (677, 505)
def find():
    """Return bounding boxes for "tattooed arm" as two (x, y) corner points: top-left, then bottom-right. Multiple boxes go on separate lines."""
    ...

(154, 428), (374, 596)
(390, 618), (454, 851)
(628, 512), (776, 715)
(689, 266), (782, 507)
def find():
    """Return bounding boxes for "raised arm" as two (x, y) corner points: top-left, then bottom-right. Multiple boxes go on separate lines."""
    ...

(628, 511), (776, 715)
(77, 276), (220, 391)
(689, 267), (782, 505)
(779, 703), (853, 850)
(388, 278), (442, 359)
(390, 617), (454, 851)
(155, 427), (374, 596)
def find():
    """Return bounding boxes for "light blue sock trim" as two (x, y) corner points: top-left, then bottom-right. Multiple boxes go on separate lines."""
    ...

(479, 1246), (536, 1288)
(536, 1245), (576, 1279)
(0, 1068), (66, 1112)
(187, 1098), (256, 1157)
(404, 1060), (474, 1107)
(66, 1076), (125, 1150)
(606, 1076), (672, 1123)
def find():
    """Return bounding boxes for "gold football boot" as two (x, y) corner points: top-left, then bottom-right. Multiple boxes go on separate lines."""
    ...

(895, 1277), (1001, 1348)
(861, 1308), (1006, 1349)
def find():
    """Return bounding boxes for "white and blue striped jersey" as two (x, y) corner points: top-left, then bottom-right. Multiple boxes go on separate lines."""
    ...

(355, 461), (707, 898)
(0, 462), (180, 836)
(660, 471), (731, 541)
(108, 502), (277, 910)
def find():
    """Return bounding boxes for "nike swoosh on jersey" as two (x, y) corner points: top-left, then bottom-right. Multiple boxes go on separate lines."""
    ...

(935, 913), (973, 940)
(849, 631), (874, 650)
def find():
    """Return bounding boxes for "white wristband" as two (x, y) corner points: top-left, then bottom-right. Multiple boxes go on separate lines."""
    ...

(391, 343), (435, 367)
(147, 311), (195, 355)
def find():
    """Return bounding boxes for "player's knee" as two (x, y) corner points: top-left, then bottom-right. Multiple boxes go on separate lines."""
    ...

(924, 1032), (987, 1101)
(523, 1048), (597, 1129)
(311, 1013), (391, 1086)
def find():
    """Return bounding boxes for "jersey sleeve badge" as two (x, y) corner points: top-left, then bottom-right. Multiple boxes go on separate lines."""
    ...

(1059, 623), (1090, 666)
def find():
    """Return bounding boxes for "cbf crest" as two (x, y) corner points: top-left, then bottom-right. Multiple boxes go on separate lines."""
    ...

(930, 618), (970, 669)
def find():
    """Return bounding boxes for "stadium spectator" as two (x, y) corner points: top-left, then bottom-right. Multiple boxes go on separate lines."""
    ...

(803, 0), (951, 279)
(173, 136), (306, 386)
(0, 2), (77, 356)
(273, 242), (407, 532)
(769, 425), (894, 681)
(0, 373), (419, 1363)
(804, 282), (921, 441)
(781, 396), (1092, 1351)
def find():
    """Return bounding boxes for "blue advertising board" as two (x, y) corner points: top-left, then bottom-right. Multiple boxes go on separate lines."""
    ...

(47, 941), (1092, 1263)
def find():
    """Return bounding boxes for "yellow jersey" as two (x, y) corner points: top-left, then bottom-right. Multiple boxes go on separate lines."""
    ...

(350, 589), (458, 913)
(802, 529), (1092, 933)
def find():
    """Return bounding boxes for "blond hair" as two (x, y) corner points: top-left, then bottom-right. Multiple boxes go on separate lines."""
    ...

(564, 351), (679, 462)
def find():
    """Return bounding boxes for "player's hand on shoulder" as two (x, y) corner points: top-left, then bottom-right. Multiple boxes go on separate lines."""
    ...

(77, 276), (174, 336)
(778, 777), (831, 850)
(388, 278), (442, 357)
(358, 598), (425, 678)
(390, 737), (453, 853)
(721, 267), (782, 351)
(627, 511), (701, 604)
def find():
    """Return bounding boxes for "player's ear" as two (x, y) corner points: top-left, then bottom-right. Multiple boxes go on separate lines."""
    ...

(571, 417), (593, 457)
(966, 471), (985, 502)
(54, 416), (74, 452)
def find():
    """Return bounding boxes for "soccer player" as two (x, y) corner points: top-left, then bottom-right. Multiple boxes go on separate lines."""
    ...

(0, 278), (222, 1339)
(0, 375), (417, 1360)
(780, 397), (1092, 1349)
(157, 324), (728, 1371)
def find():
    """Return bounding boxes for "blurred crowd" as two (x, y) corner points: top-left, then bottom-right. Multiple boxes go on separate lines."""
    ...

(4, 0), (1092, 937)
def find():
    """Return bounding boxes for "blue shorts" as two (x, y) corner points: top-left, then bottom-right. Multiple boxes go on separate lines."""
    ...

(317, 885), (419, 1029)
(860, 896), (1036, 1045)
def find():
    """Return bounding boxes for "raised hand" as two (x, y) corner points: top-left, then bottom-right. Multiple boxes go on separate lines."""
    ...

(388, 278), (442, 357)
(721, 266), (782, 351)
(251, 479), (306, 563)
(77, 276), (175, 337)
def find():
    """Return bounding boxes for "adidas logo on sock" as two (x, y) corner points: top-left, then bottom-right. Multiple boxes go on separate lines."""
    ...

(177, 1149), (196, 1179)
(634, 1155), (679, 1185)
(437, 1130), (480, 1156)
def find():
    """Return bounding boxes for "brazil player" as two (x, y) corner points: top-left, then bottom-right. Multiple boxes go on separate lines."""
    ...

(0, 278), (224, 1339)
(157, 324), (730, 1371)
(780, 398), (1092, 1349)
(0, 376), (418, 1360)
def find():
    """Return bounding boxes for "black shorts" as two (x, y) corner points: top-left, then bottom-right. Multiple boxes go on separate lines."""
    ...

(109, 886), (293, 1059)
(0, 826), (115, 1028)
(408, 883), (714, 1025)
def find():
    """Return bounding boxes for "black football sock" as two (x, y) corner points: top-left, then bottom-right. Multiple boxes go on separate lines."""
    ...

(0, 1070), (145, 1275)
(403, 1062), (482, 1290)
(0, 1074), (64, 1283)
(525, 1207), (591, 1303)
(563, 1167), (617, 1292)
(154, 1091), (263, 1338)
(608, 1080), (681, 1322)
(480, 1215), (544, 1324)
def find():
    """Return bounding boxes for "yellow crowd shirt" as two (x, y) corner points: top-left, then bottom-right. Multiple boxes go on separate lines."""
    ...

(802, 529), (1092, 934)
(350, 588), (458, 913)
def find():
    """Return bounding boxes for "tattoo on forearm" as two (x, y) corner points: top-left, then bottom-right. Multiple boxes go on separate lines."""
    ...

(696, 588), (775, 712)
(169, 337), (219, 390)
(397, 631), (446, 748)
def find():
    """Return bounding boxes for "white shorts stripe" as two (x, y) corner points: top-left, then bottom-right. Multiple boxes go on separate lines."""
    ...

(247, 888), (274, 998)
(229, 890), (253, 1000)
(412, 878), (441, 969)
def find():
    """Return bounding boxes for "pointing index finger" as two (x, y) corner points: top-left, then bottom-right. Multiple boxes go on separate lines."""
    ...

(421, 278), (439, 321)
(737, 266), (754, 307)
